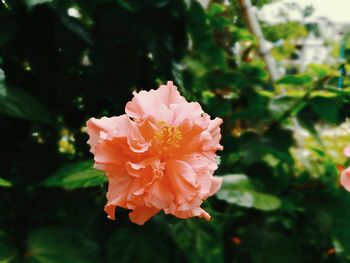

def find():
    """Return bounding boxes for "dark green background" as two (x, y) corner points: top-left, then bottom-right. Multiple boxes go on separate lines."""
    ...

(1, 0), (350, 262)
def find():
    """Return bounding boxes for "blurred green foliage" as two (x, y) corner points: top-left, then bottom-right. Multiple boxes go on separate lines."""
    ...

(1, 0), (350, 262)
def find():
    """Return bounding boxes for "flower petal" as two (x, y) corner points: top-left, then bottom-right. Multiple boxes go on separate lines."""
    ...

(164, 199), (210, 220)
(170, 102), (203, 125)
(87, 81), (223, 225)
(157, 81), (186, 106)
(94, 139), (125, 167)
(125, 81), (184, 122)
(176, 119), (205, 154)
(209, 176), (222, 196)
(340, 167), (350, 192)
(87, 115), (130, 152)
(129, 206), (160, 225)
(127, 122), (150, 153)
(106, 175), (133, 210)
(145, 176), (174, 209)
(202, 117), (223, 151)
(166, 159), (198, 203)
(179, 154), (222, 198)
(104, 204), (117, 220)
(175, 207), (211, 220)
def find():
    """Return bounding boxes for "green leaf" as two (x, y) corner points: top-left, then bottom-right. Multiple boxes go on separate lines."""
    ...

(107, 226), (170, 263)
(0, 15), (17, 46)
(216, 174), (254, 207)
(268, 95), (306, 119)
(0, 69), (4, 82)
(231, 26), (255, 42)
(60, 16), (92, 45)
(187, 1), (227, 70)
(0, 177), (12, 187)
(207, 4), (230, 30)
(251, 192), (282, 211)
(260, 146), (294, 165)
(307, 64), (333, 79)
(263, 21), (307, 42)
(277, 74), (312, 85)
(242, 227), (301, 263)
(310, 96), (339, 123)
(0, 242), (18, 263)
(0, 86), (51, 123)
(216, 174), (282, 211)
(168, 219), (224, 263)
(117, 0), (143, 12)
(269, 95), (296, 119)
(325, 86), (350, 96)
(332, 193), (350, 257)
(207, 3), (226, 16)
(25, 0), (53, 9)
(241, 61), (269, 82)
(25, 227), (97, 263)
(149, 0), (170, 8)
(43, 161), (107, 190)
(310, 90), (337, 98)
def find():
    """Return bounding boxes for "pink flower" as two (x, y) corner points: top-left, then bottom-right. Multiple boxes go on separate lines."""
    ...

(340, 166), (350, 192)
(87, 81), (223, 225)
(340, 145), (350, 191)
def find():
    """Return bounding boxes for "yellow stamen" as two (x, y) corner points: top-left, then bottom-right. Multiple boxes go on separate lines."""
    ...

(153, 120), (182, 154)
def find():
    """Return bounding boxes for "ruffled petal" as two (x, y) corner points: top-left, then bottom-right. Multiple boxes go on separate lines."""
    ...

(179, 154), (222, 198)
(157, 81), (186, 106)
(94, 139), (125, 167)
(209, 176), (222, 196)
(166, 160), (198, 203)
(87, 81), (223, 225)
(164, 198), (210, 221)
(87, 115), (130, 152)
(145, 176), (174, 209)
(202, 117), (224, 151)
(127, 121), (151, 153)
(174, 207), (211, 221)
(104, 204), (117, 220)
(125, 158), (164, 180)
(125, 81), (184, 122)
(106, 175), (133, 211)
(129, 206), (160, 225)
(175, 119), (205, 154)
(170, 102), (203, 125)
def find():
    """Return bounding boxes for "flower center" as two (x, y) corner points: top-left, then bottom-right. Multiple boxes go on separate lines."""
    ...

(153, 120), (182, 154)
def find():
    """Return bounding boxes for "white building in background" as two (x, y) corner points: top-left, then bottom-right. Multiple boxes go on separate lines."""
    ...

(197, 0), (349, 72)
(290, 18), (347, 71)
(258, 1), (350, 72)
(297, 31), (332, 71)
